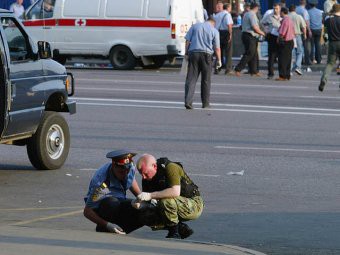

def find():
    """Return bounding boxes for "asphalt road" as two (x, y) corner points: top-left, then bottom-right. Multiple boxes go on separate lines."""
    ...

(0, 68), (340, 255)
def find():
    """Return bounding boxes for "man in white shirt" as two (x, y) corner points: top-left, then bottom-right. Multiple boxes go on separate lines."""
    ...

(324, 0), (338, 15)
(10, 0), (25, 19)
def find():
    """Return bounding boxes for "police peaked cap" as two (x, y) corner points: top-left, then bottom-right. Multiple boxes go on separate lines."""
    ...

(106, 149), (137, 165)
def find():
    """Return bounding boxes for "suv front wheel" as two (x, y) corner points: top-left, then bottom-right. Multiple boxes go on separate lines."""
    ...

(27, 111), (70, 170)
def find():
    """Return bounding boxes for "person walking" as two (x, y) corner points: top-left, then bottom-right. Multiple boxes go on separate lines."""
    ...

(289, 4), (307, 75)
(319, 4), (340, 91)
(184, 17), (221, 110)
(276, 7), (295, 81)
(261, 3), (282, 79)
(234, 3), (265, 77)
(308, 3), (323, 64)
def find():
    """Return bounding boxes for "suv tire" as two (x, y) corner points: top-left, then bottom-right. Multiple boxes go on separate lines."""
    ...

(27, 111), (70, 170)
(109, 45), (136, 70)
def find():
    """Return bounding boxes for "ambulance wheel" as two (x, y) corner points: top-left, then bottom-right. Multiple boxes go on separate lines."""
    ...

(27, 111), (70, 170)
(110, 46), (136, 70)
(142, 56), (166, 69)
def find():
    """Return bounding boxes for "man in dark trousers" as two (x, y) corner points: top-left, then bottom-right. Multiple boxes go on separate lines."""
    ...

(184, 17), (221, 110)
(83, 150), (145, 234)
(319, 4), (340, 91)
(214, 3), (234, 74)
(276, 7), (295, 81)
(234, 3), (265, 77)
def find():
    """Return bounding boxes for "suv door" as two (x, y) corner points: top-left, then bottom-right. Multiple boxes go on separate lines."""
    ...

(0, 16), (45, 137)
(0, 40), (6, 138)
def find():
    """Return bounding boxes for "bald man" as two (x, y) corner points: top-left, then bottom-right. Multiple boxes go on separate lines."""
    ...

(136, 154), (204, 239)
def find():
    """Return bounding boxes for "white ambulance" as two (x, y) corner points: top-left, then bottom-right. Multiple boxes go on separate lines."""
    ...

(23, 0), (204, 69)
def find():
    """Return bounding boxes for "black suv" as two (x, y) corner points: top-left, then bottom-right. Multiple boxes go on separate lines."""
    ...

(0, 9), (75, 170)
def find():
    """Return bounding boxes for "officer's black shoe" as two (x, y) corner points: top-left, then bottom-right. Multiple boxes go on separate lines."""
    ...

(165, 225), (181, 239)
(178, 222), (194, 239)
(319, 81), (325, 92)
(185, 104), (193, 110)
(96, 225), (110, 233)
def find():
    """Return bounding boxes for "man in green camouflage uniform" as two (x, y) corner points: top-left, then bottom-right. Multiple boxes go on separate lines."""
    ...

(135, 154), (204, 239)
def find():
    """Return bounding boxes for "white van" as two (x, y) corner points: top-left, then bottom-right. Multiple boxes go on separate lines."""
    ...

(23, 0), (204, 69)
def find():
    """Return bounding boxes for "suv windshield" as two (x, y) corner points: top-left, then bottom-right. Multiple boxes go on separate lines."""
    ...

(26, 0), (56, 20)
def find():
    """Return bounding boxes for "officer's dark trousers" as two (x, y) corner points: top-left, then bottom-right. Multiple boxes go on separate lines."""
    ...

(310, 29), (322, 64)
(224, 31), (233, 72)
(278, 40), (294, 79)
(96, 197), (158, 234)
(267, 34), (279, 77)
(303, 37), (312, 65)
(235, 32), (258, 74)
(185, 52), (212, 107)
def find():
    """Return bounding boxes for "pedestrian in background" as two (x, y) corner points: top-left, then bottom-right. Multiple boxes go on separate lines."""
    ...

(324, 0), (338, 15)
(10, 0), (25, 18)
(214, 3), (233, 75)
(261, 3), (282, 79)
(319, 4), (340, 91)
(184, 17), (221, 110)
(234, 3), (265, 77)
(289, 4), (307, 75)
(308, 3), (323, 64)
(297, 0), (312, 70)
(276, 7), (295, 81)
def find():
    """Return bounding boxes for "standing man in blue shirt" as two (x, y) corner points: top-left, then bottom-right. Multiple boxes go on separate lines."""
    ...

(184, 17), (221, 110)
(308, 3), (323, 64)
(83, 150), (145, 234)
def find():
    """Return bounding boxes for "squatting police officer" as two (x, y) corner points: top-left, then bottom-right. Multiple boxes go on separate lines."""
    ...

(83, 149), (144, 234)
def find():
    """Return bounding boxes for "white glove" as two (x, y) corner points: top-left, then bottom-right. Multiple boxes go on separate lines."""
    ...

(150, 199), (158, 206)
(137, 192), (152, 201)
(216, 60), (222, 69)
(106, 222), (126, 235)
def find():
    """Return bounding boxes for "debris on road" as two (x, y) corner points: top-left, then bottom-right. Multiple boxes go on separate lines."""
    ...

(227, 170), (245, 176)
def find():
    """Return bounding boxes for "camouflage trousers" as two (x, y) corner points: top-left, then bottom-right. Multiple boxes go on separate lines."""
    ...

(158, 196), (204, 226)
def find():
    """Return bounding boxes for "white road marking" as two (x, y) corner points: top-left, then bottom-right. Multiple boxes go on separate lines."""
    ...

(78, 102), (340, 116)
(76, 87), (231, 95)
(74, 97), (340, 112)
(79, 168), (96, 171)
(188, 173), (220, 177)
(76, 78), (309, 89)
(215, 146), (340, 154)
(300, 96), (340, 99)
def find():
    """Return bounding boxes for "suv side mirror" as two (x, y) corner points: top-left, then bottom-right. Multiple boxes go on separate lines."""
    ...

(38, 41), (51, 59)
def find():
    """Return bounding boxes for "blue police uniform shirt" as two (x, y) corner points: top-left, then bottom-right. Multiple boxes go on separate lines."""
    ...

(296, 6), (310, 22)
(308, 7), (323, 30)
(84, 163), (136, 209)
(185, 21), (220, 55)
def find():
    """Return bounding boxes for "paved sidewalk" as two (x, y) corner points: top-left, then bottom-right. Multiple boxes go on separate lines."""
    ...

(0, 226), (266, 255)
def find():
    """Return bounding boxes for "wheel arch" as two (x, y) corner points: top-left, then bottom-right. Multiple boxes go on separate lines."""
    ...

(45, 92), (71, 113)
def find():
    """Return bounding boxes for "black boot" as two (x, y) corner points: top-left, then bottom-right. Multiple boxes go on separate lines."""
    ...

(166, 224), (181, 239)
(178, 222), (194, 239)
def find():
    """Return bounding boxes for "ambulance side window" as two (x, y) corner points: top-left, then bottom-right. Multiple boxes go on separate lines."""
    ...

(1, 17), (32, 62)
(26, 0), (43, 20)
(26, 0), (55, 20)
